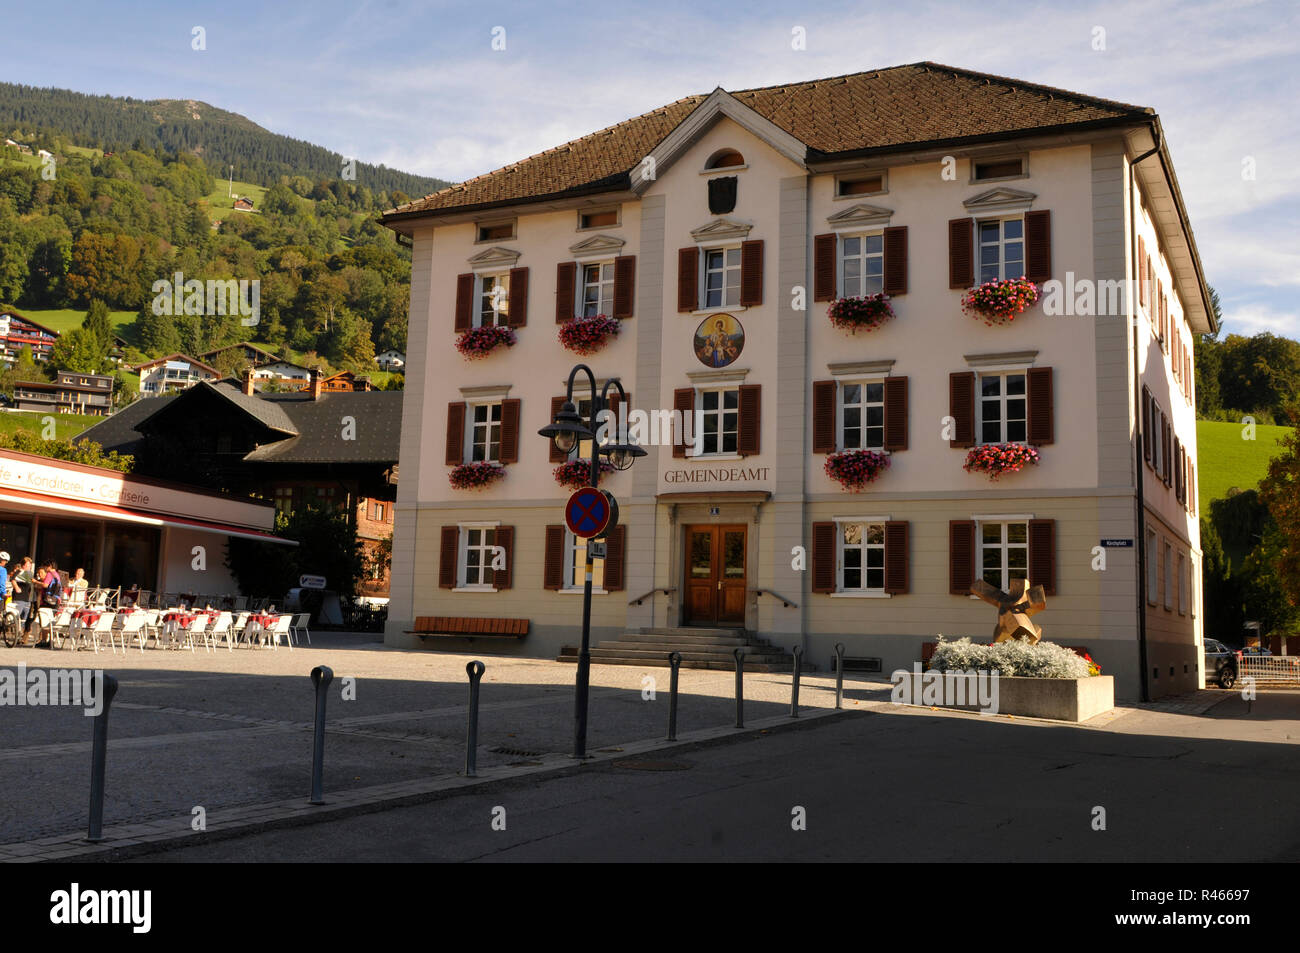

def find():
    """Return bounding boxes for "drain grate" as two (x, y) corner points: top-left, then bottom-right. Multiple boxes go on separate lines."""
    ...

(491, 746), (545, 757)
(612, 759), (692, 771)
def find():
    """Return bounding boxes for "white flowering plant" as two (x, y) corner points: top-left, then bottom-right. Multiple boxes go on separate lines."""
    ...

(929, 635), (1095, 679)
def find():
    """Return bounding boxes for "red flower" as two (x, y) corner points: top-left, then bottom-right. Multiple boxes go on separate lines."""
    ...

(828, 294), (895, 333)
(558, 314), (621, 355)
(455, 325), (516, 359)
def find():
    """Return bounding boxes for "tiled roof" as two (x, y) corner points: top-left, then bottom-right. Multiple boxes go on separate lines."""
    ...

(382, 62), (1149, 220)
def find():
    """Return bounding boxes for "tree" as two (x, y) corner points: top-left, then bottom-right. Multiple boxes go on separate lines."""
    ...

(135, 301), (181, 356)
(46, 325), (108, 374)
(1258, 404), (1300, 611)
(82, 298), (114, 353)
(1194, 287), (1223, 418)
(1218, 333), (1300, 424)
(224, 505), (365, 602)
(0, 432), (132, 471)
(1200, 516), (1244, 642)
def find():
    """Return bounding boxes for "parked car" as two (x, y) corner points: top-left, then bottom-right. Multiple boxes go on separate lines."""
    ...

(1236, 645), (1272, 657)
(1204, 639), (1238, 688)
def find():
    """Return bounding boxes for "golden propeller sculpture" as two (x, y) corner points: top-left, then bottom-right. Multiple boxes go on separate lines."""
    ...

(970, 577), (1047, 643)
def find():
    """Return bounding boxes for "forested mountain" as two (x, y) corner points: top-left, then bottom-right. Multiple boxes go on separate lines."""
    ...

(0, 82), (449, 199)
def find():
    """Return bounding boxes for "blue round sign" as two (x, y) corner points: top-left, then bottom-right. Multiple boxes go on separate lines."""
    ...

(565, 486), (610, 539)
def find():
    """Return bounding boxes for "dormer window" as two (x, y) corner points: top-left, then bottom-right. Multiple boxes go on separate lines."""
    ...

(476, 220), (516, 242)
(705, 149), (745, 170)
(973, 157), (1025, 181)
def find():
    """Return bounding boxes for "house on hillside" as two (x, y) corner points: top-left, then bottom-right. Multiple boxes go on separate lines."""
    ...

(233, 197), (255, 212)
(134, 354), (220, 395)
(12, 369), (114, 415)
(376, 349), (405, 371)
(0, 310), (60, 364)
(199, 341), (280, 367)
(251, 359), (312, 384)
(296, 370), (372, 393)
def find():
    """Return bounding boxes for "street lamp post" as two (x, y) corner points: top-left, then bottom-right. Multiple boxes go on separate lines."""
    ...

(540, 363), (645, 758)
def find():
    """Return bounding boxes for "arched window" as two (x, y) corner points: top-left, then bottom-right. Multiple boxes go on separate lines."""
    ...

(705, 149), (745, 170)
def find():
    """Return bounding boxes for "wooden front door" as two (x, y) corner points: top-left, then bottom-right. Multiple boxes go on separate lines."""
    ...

(683, 525), (747, 626)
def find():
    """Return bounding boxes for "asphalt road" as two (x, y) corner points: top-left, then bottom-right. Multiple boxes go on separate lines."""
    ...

(135, 691), (1300, 862)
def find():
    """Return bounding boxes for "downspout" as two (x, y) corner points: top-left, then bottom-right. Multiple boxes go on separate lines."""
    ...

(1131, 126), (1161, 703)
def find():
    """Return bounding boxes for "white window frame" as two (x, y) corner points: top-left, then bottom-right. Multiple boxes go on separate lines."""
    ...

(456, 523), (500, 591)
(976, 216), (1025, 284)
(838, 232), (884, 299)
(1146, 528), (1159, 606)
(693, 386), (740, 458)
(475, 272), (510, 328)
(561, 529), (608, 594)
(833, 517), (888, 596)
(579, 260), (616, 318)
(466, 400), (503, 463)
(701, 246), (742, 309)
(838, 379), (885, 451)
(976, 371), (1028, 445)
(977, 519), (1030, 593)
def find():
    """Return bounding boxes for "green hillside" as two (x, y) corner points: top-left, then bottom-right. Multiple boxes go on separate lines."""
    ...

(1196, 419), (1290, 512)
(0, 410), (99, 441)
(203, 179), (269, 221)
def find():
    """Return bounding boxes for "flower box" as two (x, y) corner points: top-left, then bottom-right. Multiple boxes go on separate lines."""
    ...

(891, 672), (1115, 722)
(448, 461), (505, 490)
(825, 449), (890, 490)
(455, 324), (516, 360)
(963, 443), (1039, 480)
(961, 277), (1039, 325)
(553, 459), (614, 489)
(558, 314), (620, 355)
(827, 293), (895, 333)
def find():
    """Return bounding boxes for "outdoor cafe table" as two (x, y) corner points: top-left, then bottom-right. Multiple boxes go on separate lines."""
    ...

(244, 613), (278, 646)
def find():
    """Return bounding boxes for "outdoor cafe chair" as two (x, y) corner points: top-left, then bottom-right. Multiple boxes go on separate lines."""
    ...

(183, 614), (214, 653)
(210, 612), (235, 652)
(84, 612), (116, 654)
(47, 608), (74, 649)
(290, 613), (312, 646)
(267, 613), (294, 651)
(112, 612), (147, 654)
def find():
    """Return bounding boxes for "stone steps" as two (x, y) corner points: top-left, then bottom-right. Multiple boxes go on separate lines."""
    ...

(557, 625), (808, 672)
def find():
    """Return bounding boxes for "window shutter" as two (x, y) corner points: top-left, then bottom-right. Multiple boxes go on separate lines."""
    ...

(811, 521), (836, 593)
(455, 273), (474, 332)
(603, 525), (626, 591)
(494, 526), (514, 590)
(1024, 210), (1051, 283)
(813, 233), (837, 301)
(439, 526), (459, 589)
(543, 525), (565, 590)
(812, 380), (837, 454)
(555, 262), (576, 323)
(883, 376), (908, 452)
(949, 520), (976, 595)
(499, 398), (521, 464)
(740, 239), (764, 307)
(1142, 387), (1152, 465)
(673, 387), (694, 458)
(883, 226), (908, 295)
(507, 267), (528, 327)
(549, 396), (568, 463)
(948, 372), (975, 448)
(948, 218), (974, 289)
(677, 247), (698, 312)
(1157, 281), (1165, 344)
(445, 402), (466, 465)
(884, 520), (909, 594)
(1138, 238), (1147, 309)
(1028, 519), (1056, 596)
(738, 384), (761, 456)
(613, 255), (635, 319)
(1163, 414), (1172, 486)
(1026, 366), (1054, 446)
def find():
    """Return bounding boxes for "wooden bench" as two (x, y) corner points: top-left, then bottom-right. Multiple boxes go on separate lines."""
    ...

(405, 616), (529, 640)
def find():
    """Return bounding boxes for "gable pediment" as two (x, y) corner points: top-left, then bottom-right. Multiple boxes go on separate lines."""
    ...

(690, 217), (753, 243)
(826, 203), (894, 228)
(467, 245), (521, 269)
(568, 233), (626, 259)
(963, 187), (1037, 214)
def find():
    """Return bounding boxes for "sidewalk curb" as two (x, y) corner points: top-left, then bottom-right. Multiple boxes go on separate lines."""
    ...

(11, 707), (859, 863)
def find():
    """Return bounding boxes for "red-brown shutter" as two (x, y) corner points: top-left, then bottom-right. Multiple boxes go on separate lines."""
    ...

(1028, 519), (1056, 596)
(1024, 210), (1051, 283)
(812, 380), (837, 454)
(549, 396), (568, 463)
(1163, 414), (1172, 486)
(949, 521), (976, 595)
(507, 267), (528, 327)
(439, 526), (459, 589)
(498, 398), (521, 464)
(613, 255), (635, 319)
(445, 402), (466, 465)
(814, 233), (837, 301)
(948, 218), (974, 289)
(1142, 387), (1152, 465)
(883, 376), (908, 452)
(884, 520), (909, 595)
(555, 261), (576, 323)
(543, 525), (565, 590)
(677, 247), (698, 312)
(948, 372), (975, 448)
(738, 384), (761, 457)
(740, 239), (764, 307)
(811, 521), (836, 593)
(602, 525), (626, 591)
(455, 273), (474, 331)
(1157, 280), (1165, 344)
(494, 526), (514, 589)
(1138, 238), (1147, 309)
(882, 226), (908, 296)
(1026, 366), (1054, 446)
(673, 387), (694, 458)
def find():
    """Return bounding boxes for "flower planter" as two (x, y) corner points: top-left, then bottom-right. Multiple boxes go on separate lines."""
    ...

(825, 449), (890, 490)
(961, 277), (1039, 326)
(964, 443), (1039, 480)
(891, 671), (1114, 722)
(827, 293), (895, 333)
(553, 459), (614, 489)
(448, 461), (506, 490)
(558, 314), (620, 355)
(455, 325), (516, 360)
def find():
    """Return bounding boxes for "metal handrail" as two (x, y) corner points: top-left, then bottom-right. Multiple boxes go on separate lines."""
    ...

(753, 588), (798, 608)
(628, 587), (675, 606)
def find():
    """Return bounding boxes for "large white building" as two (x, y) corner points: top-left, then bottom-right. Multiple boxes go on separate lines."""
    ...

(380, 62), (1211, 700)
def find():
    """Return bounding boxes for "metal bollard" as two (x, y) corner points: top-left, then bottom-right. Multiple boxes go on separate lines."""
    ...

(834, 642), (846, 710)
(86, 672), (119, 842)
(734, 647), (745, 728)
(465, 660), (486, 777)
(309, 665), (333, 805)
(790, 645), (803, 718)
(666, 652), (681, 741)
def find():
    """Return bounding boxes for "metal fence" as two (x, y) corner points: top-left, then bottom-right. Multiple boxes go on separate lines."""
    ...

(1239, 655), (1300, 685)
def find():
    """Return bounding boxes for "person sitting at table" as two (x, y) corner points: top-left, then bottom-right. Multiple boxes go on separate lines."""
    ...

(66, 568), (88, 605)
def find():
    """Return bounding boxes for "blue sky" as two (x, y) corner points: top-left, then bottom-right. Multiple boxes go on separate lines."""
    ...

(2, 0), (1297, 338)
